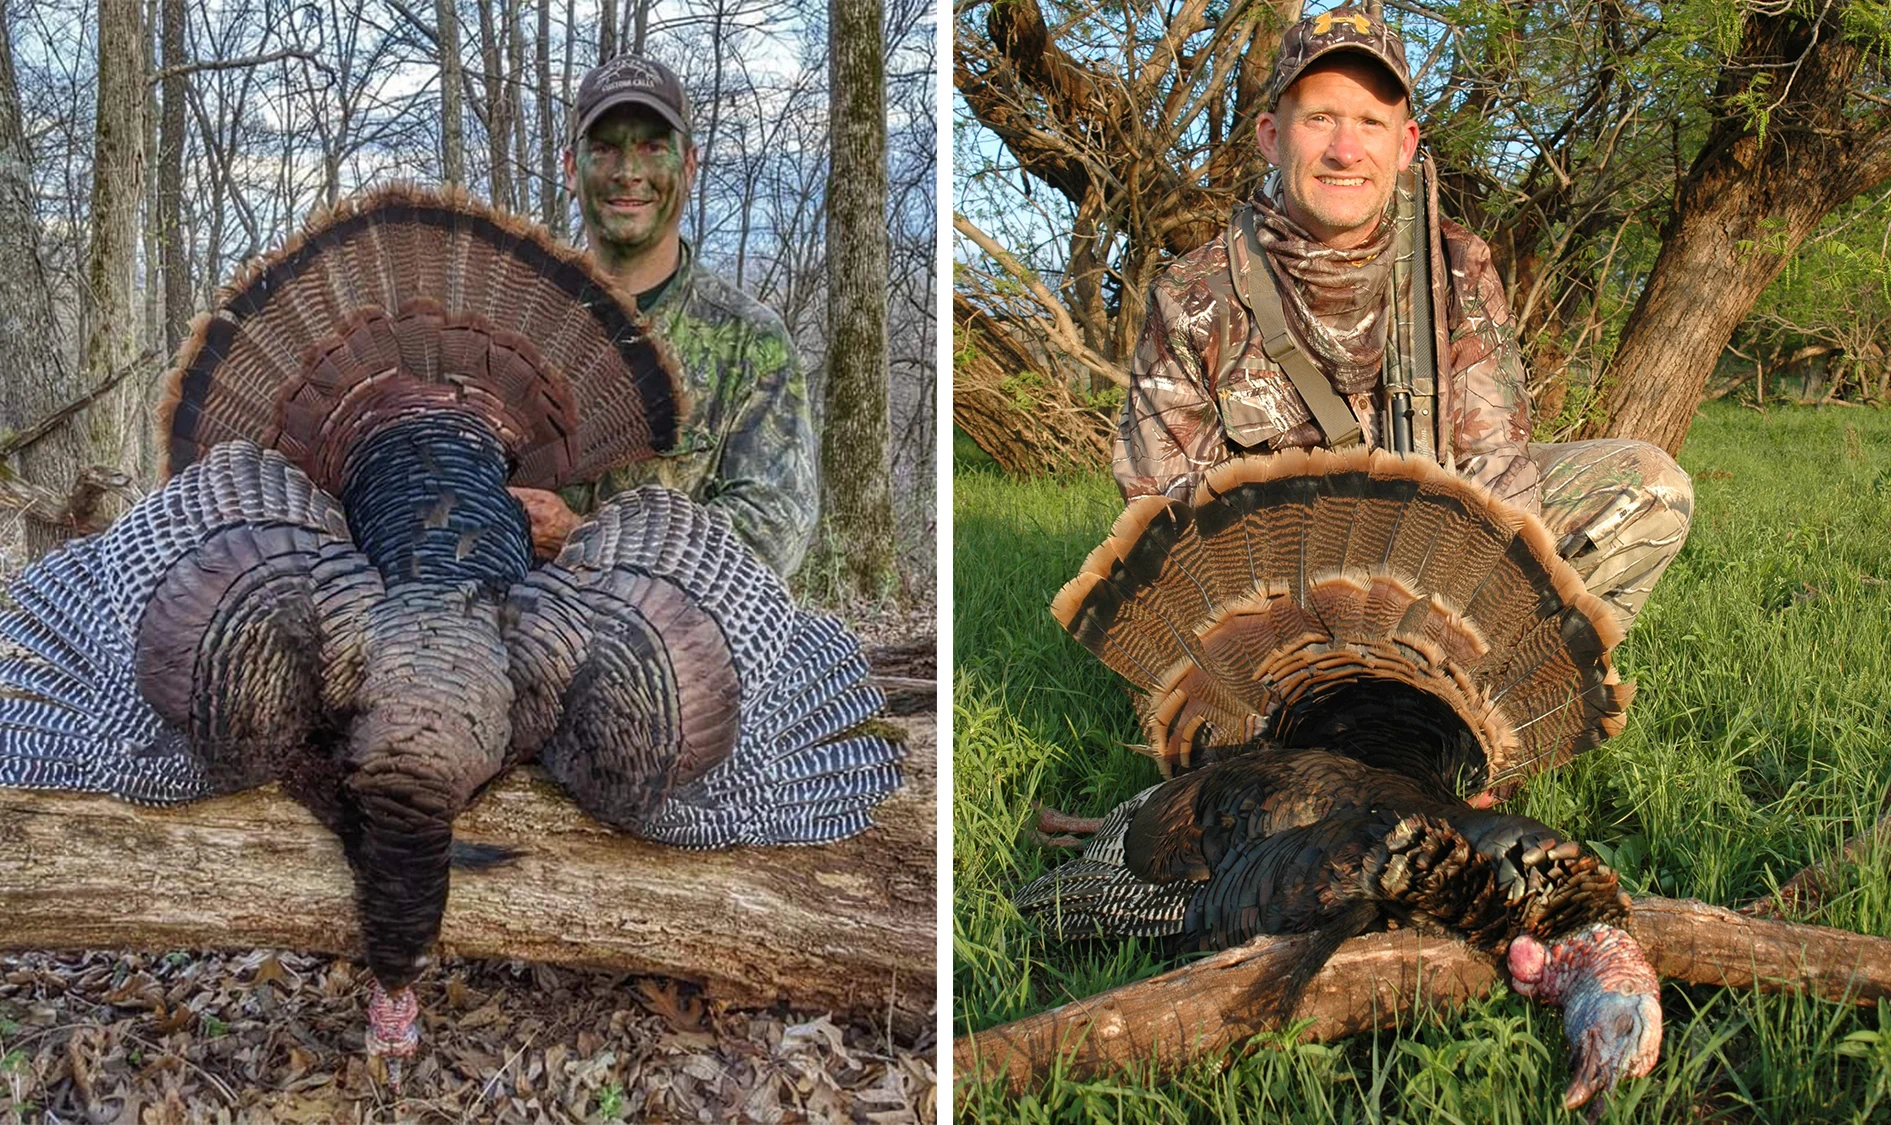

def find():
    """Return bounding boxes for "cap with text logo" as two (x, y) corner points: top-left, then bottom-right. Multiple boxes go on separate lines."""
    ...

(572, 54), (693, 143)
(1263, 5), (1413, 110)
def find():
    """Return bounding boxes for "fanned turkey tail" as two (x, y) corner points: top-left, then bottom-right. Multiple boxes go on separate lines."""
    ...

(1051, 447), (1634, 799)
(504, 486), (904, 846)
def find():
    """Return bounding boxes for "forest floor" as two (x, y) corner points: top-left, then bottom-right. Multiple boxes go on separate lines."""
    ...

(0, 592), (938, 1123)
(954, 401), (1891, 1123)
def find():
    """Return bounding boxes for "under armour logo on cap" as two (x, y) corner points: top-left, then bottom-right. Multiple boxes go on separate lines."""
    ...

(1263, 3), (1413, 110)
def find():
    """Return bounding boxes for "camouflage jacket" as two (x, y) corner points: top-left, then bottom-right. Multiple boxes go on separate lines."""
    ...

(559, 242), (818, 576)
(1113, 212), (1539, 510)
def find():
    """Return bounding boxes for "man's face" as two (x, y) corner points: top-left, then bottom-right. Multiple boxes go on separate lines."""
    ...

(1255, 54), (1419, 248)
(565, 106), (696, 253)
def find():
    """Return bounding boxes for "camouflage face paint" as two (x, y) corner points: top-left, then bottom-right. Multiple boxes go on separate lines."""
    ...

(574, 107), (690, 268)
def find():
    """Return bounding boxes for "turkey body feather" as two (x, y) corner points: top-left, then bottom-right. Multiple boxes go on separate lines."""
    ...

(0, 186), (904, 1059)
(1015, 745), (1627, 956)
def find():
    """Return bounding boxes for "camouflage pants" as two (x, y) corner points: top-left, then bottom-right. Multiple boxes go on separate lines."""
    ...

(1529, 439), (1693, 630)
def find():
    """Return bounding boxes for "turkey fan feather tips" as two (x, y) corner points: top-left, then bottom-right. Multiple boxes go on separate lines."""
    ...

(158, 183), (685, 494)
(1051, 447), (1633, 798)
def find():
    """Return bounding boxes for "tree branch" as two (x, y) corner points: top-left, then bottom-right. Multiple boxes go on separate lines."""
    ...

(953, 212), (1128, 388)
(148, 48), (331, 83)
(956, 896), (1891, 1093)
(0, 349), (161, 462)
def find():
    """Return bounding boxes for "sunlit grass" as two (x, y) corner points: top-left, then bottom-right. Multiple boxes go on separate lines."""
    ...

(953, 402), (1891, 1122)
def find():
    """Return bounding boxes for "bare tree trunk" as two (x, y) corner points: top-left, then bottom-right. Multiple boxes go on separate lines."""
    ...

(598, 0), (616, 63)
(631, 0), (649, 55)
(0, 7), (76, 556)
(1583, 169), (1853, 452)
(535, 0), (554, 229)
(693, 0), (728, 241)
(158, 0), (189, 352)
(505, 0), (528, 215)
(81, 0), (148, 496)
(139, 0), (158, 355)
(477, 0), (510, 209)
(818, 0), (896, 597)
(437, 0), (464, 184)
(1584, 4), (1891, 453)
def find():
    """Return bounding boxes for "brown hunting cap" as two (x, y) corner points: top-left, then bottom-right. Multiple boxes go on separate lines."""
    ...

(1263, 4), (1413, 110)
(572, 54), (693, 142)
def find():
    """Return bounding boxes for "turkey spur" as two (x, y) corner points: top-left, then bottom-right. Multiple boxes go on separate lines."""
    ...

(0, 186), (904, 1069)
(1017, 448), (1660, 1114)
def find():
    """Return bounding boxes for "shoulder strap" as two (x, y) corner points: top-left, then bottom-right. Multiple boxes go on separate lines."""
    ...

(1226, 206), (1362, 449)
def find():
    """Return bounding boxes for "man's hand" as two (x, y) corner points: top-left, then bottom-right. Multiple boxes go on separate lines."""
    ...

(509, 487), (582, 560)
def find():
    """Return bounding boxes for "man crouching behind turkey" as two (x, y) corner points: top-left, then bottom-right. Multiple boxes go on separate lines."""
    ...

(0, 185), (903, 1080)
(1015, 5), (1688, 1116)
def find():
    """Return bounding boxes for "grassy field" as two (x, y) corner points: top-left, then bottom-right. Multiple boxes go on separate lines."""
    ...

(953, 402), (1891, 1123)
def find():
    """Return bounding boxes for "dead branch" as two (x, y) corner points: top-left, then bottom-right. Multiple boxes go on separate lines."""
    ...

(952, 214), (1127, 388)
(952, 293), (1113, 477)
(148, 49), (331, 83)
(0, 717), (935, 1035)
(0, 349), (160, 462)
(955, 896), (1891, 1093)
(1748, 810), (1891, 919)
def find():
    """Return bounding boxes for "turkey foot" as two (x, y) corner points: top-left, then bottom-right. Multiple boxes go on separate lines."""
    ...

(1508, 924), (1662, 1118)
(366, 981), (422, 1091)
(1457, 815), (1580, 904)
(1035, 805), (1105, 847)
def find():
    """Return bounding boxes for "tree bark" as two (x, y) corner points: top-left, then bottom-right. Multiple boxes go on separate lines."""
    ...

(957, 896), (1891, 1093)
(0, 717), (935, 1035)
(818, 0), (897, 596)
(0, 7), (74, 557)
(477, 0), (510, 209)
(81, 0), (149, 497)
(158, 0), (189, 353)
(437, 0), (464, 185)
(1585, 3), (1891, 453)
(505, 0), (529, 215)
(535, 0), (554, 229)
(598, 0), (616, 64)
(952, 293), (1112, 476)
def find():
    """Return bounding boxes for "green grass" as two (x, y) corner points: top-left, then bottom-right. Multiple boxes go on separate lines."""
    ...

(953, 402), (1891, 1122)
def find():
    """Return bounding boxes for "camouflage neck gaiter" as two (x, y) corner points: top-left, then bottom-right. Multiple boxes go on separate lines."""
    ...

(1250, 187), (1395, 394)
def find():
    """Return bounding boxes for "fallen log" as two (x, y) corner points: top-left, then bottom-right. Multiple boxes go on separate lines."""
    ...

(865, 638), (937, 715)
(0, 716), (935, 1035)
(1746, 809), (1891, 919)
(956, 896), (1891, 1093)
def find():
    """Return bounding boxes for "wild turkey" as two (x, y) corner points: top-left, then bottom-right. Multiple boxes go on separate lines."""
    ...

(1015, 448), (1660, 1113)
(0, 185), (904, 1073)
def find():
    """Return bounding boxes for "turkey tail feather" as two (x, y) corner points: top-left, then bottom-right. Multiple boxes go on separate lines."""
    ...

(160, 184), (681, 496)
(1052, 448), (1632, 797)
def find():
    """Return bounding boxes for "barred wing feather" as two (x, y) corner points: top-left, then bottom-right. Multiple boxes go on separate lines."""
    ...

(504, 486), (904, 846)
(0, 443), (378, 803)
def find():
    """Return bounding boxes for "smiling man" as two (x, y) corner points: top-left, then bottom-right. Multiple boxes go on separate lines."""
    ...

(509, 54), (817, 576)
(1115, 4), (1692, 631)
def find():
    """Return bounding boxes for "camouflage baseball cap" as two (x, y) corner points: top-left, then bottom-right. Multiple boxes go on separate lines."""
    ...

(572, 54), (693, 142)
(1263, 4), (1413, 110)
